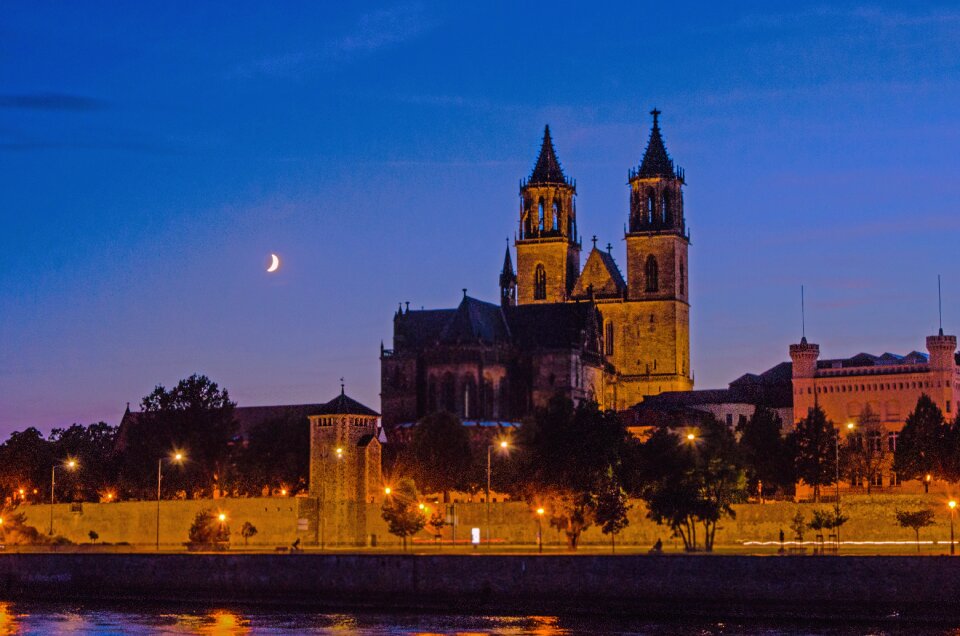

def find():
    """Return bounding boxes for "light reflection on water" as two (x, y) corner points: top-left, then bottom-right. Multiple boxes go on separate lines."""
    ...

(0, 602), (958, 635)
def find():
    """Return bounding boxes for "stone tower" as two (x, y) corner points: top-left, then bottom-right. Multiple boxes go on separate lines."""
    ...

(515, 125), (580, 304)
(599, 110), (692, 407)
(789, 336), (821, 422)
(307, 389), (382, 546)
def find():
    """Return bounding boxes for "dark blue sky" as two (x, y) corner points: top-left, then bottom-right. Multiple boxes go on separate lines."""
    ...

(3, 2), (960, 434)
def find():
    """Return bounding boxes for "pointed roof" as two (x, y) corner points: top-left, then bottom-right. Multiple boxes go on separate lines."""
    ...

(499, 246), (516, 287)
(571, 246), (627, 299)
(528, 125), (570, 186)
(439, 295), (511, 344)
(637, 109), (676, 179)
(314, 390), (380, 417)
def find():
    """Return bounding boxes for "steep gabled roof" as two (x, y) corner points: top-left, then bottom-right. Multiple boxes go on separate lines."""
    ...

(636, 109), (676, 179)
(571, 246), (626, 299)
(504, 302), (601, 352)
(439, 295), (511, 344)
(528, 125), (570, 186)
(395, 308), (455, 348)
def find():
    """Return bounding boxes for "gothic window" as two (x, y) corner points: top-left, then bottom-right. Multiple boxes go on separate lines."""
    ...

(661, 190), (670, 224)
(538, 198), (545, 232)
(534, 264), (547, 300)
(463, 375), (476, 419)
(679, 260), (685, 295)
(605, 321), (614, 356)
(441, 373), (456, 414)
(645, 188), (655, 224)
(645, 255), (659, 292)
(552, 200), (560, 231)
(482, 378), (495, 419)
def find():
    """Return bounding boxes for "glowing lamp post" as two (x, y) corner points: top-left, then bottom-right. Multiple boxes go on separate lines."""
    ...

(536, 508), (545, 553)
(950, 500), (957, 556)
(50, 459), (78, 535)
(156, 451), (186, 550)
(686, 433), (695, 441)
(486, 440), (510, 547)
(925, 473), (933, 494)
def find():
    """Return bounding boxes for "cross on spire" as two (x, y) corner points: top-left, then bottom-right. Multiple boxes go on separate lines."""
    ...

(650, 108), (661, 127)
(591, 235), (598, 249)
(340, 378), (345, 395)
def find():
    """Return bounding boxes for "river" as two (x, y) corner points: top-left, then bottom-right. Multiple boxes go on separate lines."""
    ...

(0, 602), (959, 635)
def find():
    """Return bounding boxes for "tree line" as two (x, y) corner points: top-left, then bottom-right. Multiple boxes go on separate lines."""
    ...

(0, 374), (309, 504)
(395, 392), (958, 550)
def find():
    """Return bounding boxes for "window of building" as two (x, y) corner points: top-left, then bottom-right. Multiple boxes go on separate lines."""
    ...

(661, 190), (670, 224)
(738, 414), (747, 427)
(872, 472), (884, 488)
(890, 472), (902, 487)
(605, 321), (614, 356)
(552, 200), (559, 231)
(534, 264), (547, 300)
(887, 431), (899, 452)
(537, 198), (545, 231)
(644, 255), (659, 292)
(868, 431), (882, 453)
(725, 413), (733, 427)
(646, 188), (655, 223)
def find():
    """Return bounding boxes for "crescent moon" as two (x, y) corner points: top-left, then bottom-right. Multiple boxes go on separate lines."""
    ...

(267, 253), (280, 273)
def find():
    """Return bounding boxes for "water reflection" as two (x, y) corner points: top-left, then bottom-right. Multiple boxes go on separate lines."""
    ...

(0, 603), (20, 635)
(2, 603), (960, 634)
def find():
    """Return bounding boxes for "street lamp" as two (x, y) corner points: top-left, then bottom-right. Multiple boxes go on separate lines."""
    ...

(156, 451), (186, 550)
(950, 500), (957, 556)
(383, 486), (392, 496)
(686, 433), (695, 441)
(536, 508), (545, 553)
(486, 440), (510, 547)
(925, 473), (933, 494)
(50, 459), (78, 535)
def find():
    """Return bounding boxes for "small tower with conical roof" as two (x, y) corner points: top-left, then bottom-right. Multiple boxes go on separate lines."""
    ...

(499, 243), (517, 307)
(515, 125), (580, 304)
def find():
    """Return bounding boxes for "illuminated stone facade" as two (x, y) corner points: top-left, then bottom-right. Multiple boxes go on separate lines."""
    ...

(381, 111), (693, 429)
(307, 390), (383, 546)
(791, 331), (960, 494)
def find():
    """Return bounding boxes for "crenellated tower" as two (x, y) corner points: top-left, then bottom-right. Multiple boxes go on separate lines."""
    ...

(515, 125), (580, 304)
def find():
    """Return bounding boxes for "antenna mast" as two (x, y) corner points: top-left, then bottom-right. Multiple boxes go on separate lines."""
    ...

(801, 285), (806, 340)
(939, 274), (943, 335)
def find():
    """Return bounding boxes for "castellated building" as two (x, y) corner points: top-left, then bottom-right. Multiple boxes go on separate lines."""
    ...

(381, 111), (693, 432)
(790, 330), (959, 493)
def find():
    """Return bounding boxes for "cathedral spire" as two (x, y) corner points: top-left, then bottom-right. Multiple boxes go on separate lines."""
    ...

(499, 243), (517, 307)
(636, 108), (676, 179)
(528, 125), (570, 186)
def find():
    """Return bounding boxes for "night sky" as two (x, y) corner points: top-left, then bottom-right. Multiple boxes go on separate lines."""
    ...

(3, 2), (960, 435)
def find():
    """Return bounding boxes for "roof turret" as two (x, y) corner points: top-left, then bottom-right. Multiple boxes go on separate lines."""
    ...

(634, 109), (679, 180)
(527, 125), (572, 186)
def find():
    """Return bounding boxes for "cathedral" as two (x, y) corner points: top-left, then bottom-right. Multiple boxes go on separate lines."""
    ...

(380, 111), (693, 432)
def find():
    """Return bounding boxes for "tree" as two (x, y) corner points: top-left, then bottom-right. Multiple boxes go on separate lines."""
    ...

(594, 471), (630, 553)
(427, 510), (447, 542)
(789, 510), (806, 542)
(894, 395), (947, 484)
(896, 508), (935, 553)
(0, 428), (53, 502)
(638, 417), (747, 552)
(88, 530), (99, 543)
(380, 478), (426, 550)
(0, 509), (48, 545)
(737, 406), (793, 499)
(240, 522), (258, 546)
(187, 509), (230, 550)
(234, 413), (309, 496)
(49, 422), (119, 502)
(791, 406), (837, 502)
(512, 395), (637, 549)
(843, 405), (885, 494)
(121, 375), (237, 499)
(407, 412), (474, 501)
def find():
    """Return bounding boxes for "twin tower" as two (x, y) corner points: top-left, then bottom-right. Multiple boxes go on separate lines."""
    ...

(501, 110), (693, 408)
